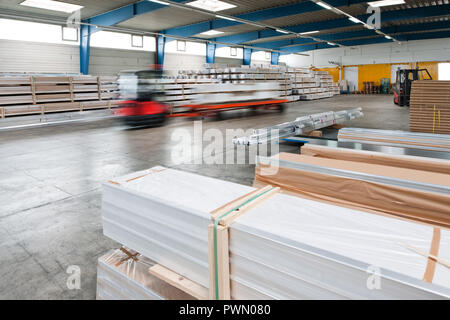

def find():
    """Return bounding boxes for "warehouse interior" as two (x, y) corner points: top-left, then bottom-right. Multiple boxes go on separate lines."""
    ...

(0, 0), (449, 301)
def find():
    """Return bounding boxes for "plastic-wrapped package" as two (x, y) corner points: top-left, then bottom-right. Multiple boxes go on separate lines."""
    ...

(96, 247), (195, 300)
(102, 167), (450, 299)
(338, 128), (450, 152)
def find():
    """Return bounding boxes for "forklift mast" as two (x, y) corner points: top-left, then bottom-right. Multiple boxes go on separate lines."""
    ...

(394, 68), (432, 106)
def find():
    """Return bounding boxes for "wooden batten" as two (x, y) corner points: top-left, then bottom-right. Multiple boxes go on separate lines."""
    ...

(148, 264), (209, 300)
(208, 186), (280, 300)
(208, 224), (230, 300)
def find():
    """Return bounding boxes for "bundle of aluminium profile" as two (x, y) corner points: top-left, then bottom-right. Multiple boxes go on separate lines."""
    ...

(232, 108), (363, 145)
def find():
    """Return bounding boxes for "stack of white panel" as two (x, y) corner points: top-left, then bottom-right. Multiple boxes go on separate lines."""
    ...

(102, 167), (450, 299)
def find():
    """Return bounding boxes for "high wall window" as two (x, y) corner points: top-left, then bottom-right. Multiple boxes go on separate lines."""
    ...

(90, 31), (155, 51)
(252, 50), (272, 62)
(165, 40), (205, 55)
(216, 46), (243, 59)
(0, 18), (79, 45)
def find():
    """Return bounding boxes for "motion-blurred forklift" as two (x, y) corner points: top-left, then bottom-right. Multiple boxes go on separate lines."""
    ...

(393, 67), (432, 107)
(117, 68), (170, 127)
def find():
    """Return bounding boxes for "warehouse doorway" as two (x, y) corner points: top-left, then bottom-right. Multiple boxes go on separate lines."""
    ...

(344, 66), (358, 92)
(438, 63), (450, 80)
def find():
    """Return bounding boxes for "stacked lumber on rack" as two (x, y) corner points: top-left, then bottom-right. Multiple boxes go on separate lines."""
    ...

(100, 165), (450, 300)
(118, 77), (221, 107)
(178, 66), (292, 101)
(410, 80), (450, 134)
(0, 74), (119, 118)
(338, 128), (450, 152)
(177, 65), (340, 102)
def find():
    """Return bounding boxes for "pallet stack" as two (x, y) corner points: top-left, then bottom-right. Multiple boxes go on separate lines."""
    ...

(0, 74), (119, 118)
(410, 80), (450, 134)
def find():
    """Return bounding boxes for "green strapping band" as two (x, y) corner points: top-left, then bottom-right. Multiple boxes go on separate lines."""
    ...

(213, 187), (275, 300)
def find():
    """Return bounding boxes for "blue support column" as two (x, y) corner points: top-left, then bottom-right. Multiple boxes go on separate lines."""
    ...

(206, 42), (216, 64)
(80, 23), (91, 75)
(243, 48), (252, 66)
(270, 52), (280, 65)
(156, 34), (165, 67)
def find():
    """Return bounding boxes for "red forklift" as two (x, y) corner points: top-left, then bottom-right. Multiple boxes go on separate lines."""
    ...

(393, 68), (432, 107)
(116, 68), (288, 126)
(116, 68), (170, 127)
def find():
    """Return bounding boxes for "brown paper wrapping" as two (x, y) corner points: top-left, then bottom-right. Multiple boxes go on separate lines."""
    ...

(255, 153), (450, 229)
(301, 144), (450, 174)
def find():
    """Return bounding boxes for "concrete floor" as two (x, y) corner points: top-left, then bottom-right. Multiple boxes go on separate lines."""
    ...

(0, 95), (409, 299)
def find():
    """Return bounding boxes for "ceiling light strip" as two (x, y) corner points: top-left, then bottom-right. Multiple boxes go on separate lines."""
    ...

(311, 0), (400, 44)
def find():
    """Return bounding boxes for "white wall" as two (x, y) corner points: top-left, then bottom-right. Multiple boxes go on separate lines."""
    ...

(0, 39), (79, 73)
(0, 38), (154, 75)
(280, 38), (450, 68)
(0, 38), (244, 76)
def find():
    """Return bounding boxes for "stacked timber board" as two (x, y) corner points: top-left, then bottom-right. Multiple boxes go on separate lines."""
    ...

(338, 128), (450, 152)
(100, 165), (450, 299)
(118, 77), (221, 107)
(287, 68), (333, 101)
(410, 80), (450, 134)
(177, 65), (339, 102)
(0, 74), (118, 118)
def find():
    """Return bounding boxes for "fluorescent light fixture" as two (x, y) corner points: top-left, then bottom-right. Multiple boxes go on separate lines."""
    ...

(20, 0), (83, 13)
(300, 30), (319, 35)
(368, 0), (405, 7)
(200, 29), (224, 36)
(348, 17), (362, 23)
(148, 0), (169, 5)
(385, 35), (392, 39)
(327, 42), (337, 45)
(316, 1), (332, 10)
(187, 0), (236, 12)
(216, 14), (236, 21)
(276, 29), (290, 34)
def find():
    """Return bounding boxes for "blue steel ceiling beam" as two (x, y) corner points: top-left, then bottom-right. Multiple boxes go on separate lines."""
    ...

(163, 0), (368, 39)
(276, 20), (450, 47)
(273, 29), (450, 54)
(248, 20), (450, 52)
(402, 30), (450, 41)
(214, 5), (450, 45)
(87, 0), (187, 33)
